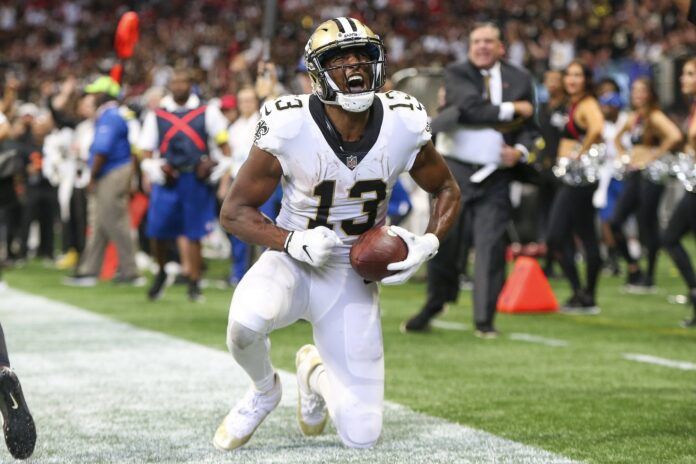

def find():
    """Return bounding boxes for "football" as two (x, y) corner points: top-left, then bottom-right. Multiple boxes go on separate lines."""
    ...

(350, 225), (409, 281)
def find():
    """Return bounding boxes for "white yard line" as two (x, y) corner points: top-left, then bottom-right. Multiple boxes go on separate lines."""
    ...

(622, 353), (696, 371)
(0, 288), (577, 463)
(430, 319), (468, 331)
(508, 333), (569, 347)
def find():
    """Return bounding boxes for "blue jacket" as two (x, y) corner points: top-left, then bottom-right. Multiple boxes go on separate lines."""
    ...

(89, 103), (132, 178)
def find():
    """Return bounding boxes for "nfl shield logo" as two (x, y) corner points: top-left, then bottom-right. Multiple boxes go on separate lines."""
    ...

(346, 155), (358, 170)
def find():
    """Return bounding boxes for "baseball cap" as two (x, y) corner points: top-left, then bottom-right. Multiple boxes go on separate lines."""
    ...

(84, 76), (121, 98)
(220, 94), (237, 111)
(599, 92), (622, 108)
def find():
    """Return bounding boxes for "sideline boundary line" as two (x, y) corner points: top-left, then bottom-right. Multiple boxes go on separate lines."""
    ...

(622, 353), (696, 371)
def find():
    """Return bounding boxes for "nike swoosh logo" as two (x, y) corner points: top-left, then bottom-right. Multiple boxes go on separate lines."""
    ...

(9, 393), (18, 410)
(264, 107), (271, 116)
(302, 245), (313, 262)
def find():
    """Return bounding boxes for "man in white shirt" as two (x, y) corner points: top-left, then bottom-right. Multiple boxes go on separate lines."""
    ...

(403, 22), (538, 337)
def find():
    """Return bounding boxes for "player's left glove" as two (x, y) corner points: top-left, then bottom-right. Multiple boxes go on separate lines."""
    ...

(381, 225), (439, 286)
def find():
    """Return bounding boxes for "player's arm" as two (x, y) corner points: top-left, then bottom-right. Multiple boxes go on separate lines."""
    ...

(382, 141), (461, 285)
(220, 145), (287, 250)
(409, 141), (461, 241)
(220, 145), (341, 267)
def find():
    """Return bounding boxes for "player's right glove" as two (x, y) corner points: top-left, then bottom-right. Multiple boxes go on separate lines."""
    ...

(284, 226), (342, 267)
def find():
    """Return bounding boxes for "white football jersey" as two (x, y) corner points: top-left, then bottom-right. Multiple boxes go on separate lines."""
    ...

(254, 91), (431, 263)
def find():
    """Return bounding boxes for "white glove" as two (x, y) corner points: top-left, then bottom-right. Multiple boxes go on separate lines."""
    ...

(141, 158), (166, 185)
(284, 226), (342, 267)
(382, 225), (439, 285)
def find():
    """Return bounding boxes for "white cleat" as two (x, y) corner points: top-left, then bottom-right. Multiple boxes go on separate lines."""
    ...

(295, 344), (328, 436)
(213, 373), (282, 451)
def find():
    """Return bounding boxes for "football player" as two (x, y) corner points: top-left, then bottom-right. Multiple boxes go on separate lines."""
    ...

(0, 323), (36, 460)
(213, 17), (460, 450)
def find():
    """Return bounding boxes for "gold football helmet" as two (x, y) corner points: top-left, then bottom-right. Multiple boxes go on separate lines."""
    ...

(304, 17), (386, 112)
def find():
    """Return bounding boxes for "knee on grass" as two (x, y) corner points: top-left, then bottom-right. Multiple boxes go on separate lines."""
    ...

(226, 321), (264, 353)
(334, 406), (382, 449)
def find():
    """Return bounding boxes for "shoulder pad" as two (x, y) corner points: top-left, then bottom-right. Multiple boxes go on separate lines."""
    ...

(254, 95), (308, 154)
(379, 91), (430, 135)
(257, 95), (308, 140)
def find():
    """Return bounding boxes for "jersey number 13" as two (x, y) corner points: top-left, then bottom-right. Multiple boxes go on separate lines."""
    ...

(308, 179), (387, 235)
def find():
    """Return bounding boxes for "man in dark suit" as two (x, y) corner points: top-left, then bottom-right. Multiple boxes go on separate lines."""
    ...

(402, 22), (538, 338)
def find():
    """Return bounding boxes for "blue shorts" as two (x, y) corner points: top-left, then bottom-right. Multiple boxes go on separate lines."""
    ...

(599, 178), (624, 222)
(146, 172), (216, 240)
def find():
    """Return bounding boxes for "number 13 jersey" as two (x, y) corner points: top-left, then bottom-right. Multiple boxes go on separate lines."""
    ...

(254, 91), (431, 264)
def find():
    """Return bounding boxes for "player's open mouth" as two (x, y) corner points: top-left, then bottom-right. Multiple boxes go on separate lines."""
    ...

(347, 74), (366, 93)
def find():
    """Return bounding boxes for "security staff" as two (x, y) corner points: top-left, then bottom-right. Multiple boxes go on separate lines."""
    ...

(139, 69), (230, 302)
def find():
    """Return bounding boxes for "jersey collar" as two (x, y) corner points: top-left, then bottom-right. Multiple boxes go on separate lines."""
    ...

(308, 94), (383, 170)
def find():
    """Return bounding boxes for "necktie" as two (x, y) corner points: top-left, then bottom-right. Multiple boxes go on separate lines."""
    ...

(482, 72), (491, 103)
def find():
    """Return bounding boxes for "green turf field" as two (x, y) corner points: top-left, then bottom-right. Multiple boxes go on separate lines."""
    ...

(4, 253), (696, 463)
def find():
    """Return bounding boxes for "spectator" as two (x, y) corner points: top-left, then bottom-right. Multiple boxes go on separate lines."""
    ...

(64, 76), (142, 287)
(55, 92), (95, 270)
(0, 107), (17, 287)
(17, 111), (58, 261)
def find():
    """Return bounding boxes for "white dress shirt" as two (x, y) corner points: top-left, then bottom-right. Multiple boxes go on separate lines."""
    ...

(436, 61), (528, 165)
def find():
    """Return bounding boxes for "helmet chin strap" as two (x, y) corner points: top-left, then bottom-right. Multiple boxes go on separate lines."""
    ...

(336, 91), (375, 112)
(321, 73), (375, 112)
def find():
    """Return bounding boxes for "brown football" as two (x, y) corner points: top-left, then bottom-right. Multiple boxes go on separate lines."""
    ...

(350, 225), (408, 281)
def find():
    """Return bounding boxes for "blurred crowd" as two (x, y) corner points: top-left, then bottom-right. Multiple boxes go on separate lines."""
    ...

(0, 1), (694, 299)
(1, 0), (694, 103)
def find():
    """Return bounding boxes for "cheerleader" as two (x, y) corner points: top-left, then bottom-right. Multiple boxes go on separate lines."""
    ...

(663, 58), (696, 327)
(611, 78), (682, 293)
(546, 60), (605, 313)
